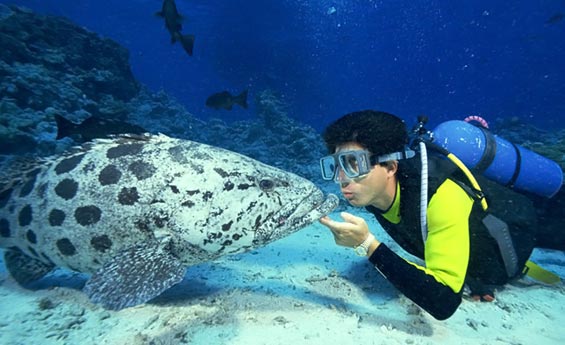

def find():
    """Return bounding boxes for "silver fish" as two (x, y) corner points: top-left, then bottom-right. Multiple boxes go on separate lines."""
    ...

(0, 134), (338, 310)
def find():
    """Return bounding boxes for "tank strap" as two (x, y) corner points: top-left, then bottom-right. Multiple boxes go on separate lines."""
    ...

(506, 143), (522, 189)
(481, 214), (519, 278)
(475, 126), (497, 173)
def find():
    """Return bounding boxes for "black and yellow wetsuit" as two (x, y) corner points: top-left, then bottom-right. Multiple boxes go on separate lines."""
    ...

(366, 152), (537, 320)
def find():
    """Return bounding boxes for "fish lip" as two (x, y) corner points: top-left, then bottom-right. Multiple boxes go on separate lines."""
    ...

(305, 192), (339, 219)
(255, 192), (339, 244)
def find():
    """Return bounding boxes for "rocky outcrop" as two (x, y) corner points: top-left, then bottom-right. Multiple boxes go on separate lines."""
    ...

(0, 4), (140, 154)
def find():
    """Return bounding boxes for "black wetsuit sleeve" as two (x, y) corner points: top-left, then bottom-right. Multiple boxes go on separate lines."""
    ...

(369, 244), (462, 320)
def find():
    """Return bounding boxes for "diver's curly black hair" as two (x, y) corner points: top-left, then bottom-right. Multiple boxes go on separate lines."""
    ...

(322, 110), (408, 157)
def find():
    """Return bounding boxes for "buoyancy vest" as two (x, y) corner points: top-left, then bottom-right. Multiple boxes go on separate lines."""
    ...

(367, 152), (538, 285)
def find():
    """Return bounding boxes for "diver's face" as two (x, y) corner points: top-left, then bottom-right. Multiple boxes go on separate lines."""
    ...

(335, 143), (395, 209)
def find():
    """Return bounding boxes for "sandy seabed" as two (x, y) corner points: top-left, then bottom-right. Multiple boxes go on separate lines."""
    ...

(1, 209), (564, 345)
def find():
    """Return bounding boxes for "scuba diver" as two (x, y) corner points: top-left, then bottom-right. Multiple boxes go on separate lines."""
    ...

(318, 110), (564, 320)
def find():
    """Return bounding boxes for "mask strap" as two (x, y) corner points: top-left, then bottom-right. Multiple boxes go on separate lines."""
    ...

(373, 148), (416, 164)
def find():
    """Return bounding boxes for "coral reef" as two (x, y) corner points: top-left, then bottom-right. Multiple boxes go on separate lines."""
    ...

(0, 4), (140, 155)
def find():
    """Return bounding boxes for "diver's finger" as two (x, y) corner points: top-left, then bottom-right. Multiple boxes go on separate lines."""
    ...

(340, 212), (364, 225)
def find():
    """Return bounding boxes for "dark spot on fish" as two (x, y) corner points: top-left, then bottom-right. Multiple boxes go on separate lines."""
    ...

(135, 220), (152, 234)
(222, 221), (233, 231)
(186, 190), (199, 196)
(254, 215), (262, 230)
(75, 205), (102, 226)
(238, 183), (252, 190)
(214, 168), (229, 178)
(0, 188), (13, 208)
(93, 258), (101, 265)
(204, 232), (223, 245)
(232, 234), (242, 241)
(98, 165), (122, 185)
(181, 200), (194, 208)
(26, 229), (37, 244)
(91, 235), (113, 252)
(203, 191), (213, 201)
(169, 185), (180, 193)
(18, 205), (32, 226)
(0, 218), (10, 237)
(118, 187), (139, 205)
(153, 215), (168, 228)
(190, 162), (204, 174)
(246, 201), (258, 212)
(56, 238), (76, 256)
(222, 240), (233, 247)
(49, 209), (66, 226)
(106, 143), (144, 159)
(54, 178), (78, 200)
(224, 181), (234, 191)
(28, 246), (39, 257)
(20, 173), (39, 197)
(37, 183), (48, 198)
(168, 146), (188, 164)
(128, 160), (156, 180)
(211, 209), (224, 217)
(55, 154), (85, 174)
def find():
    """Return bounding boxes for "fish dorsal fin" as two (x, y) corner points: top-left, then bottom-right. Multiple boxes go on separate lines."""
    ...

(89, 133), (172, 145)
(0, 155), (49, 187)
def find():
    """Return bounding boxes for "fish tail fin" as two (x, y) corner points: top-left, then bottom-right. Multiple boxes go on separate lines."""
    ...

(236, 89), (248, 109)
(54, 114), (78, 140)
(4, 248), (55, 286)
(171, 31), (179, 44)
(179, 33), (195, 56)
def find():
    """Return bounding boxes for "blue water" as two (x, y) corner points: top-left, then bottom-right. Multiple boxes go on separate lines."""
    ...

(7, 0), (565, 130)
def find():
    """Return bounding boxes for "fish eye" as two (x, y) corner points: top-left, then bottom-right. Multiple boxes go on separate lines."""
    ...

(258, 179), (275, 191)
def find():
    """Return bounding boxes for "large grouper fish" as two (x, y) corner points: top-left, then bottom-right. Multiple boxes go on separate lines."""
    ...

(0, 133), (338, 310)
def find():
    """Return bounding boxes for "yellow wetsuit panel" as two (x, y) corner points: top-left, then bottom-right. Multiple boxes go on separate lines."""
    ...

(382, 179), (474, 293)
(421, 179), (473, 292)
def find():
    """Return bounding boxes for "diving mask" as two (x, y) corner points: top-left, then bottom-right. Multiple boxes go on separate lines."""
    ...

(320, 149), (416, 183)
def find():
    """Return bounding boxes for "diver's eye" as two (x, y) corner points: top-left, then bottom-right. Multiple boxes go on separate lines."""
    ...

(259, 179), (275, 191)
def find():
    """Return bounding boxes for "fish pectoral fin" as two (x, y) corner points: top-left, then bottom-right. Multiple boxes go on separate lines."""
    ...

(4, 249), (55, 286)
(83, 243), (186, 310)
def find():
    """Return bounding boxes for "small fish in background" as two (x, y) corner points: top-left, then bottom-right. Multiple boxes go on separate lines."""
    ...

(174, 31), (195, 56)
(55, 114), (147, 142)
(155, 0), (195, 56)
(546, 13), (564, 25)
(206, 90), (248, 110)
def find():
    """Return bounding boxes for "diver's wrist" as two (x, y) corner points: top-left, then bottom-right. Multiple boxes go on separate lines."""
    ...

(366, 238), (380, 257)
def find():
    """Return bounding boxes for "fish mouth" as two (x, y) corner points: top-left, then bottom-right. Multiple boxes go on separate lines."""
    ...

(255, 191), (339, 244)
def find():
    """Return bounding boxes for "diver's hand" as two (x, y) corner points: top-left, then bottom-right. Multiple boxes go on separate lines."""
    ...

(320, 212), (377, 248)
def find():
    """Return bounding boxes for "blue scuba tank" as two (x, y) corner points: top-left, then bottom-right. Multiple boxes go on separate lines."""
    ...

(432, 120), (563, 198)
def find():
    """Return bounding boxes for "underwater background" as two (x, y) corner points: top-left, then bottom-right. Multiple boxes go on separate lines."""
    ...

(1, 0), (565, 181)
(1, 1), (565, 344)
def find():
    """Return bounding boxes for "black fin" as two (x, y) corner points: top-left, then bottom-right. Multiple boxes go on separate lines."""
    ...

(54, 114), (78, 140)
(236, 89), (248, 109)
(4, 248), (55, 285)
(83, 243), (186, 310)
(179, 33), (195, 56)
